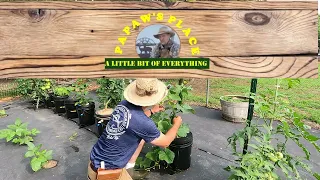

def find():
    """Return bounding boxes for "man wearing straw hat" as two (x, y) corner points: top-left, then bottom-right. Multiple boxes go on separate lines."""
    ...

(150, 26), (180, 58)
(87, 78), (183, 180)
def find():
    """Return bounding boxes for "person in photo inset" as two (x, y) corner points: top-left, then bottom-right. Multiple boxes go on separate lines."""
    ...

(150, 26), (180, 58)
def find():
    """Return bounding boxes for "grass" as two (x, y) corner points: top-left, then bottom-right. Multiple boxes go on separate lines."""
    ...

(186, 64), (320, 124)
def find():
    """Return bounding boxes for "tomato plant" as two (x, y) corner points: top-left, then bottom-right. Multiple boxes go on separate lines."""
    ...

(225, 79), (320, 180)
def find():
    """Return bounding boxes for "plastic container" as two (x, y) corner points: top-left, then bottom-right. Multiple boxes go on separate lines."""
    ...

(53, 95), (69, 114)
(64, 99), (78, 119)
(169, 132), (193, 171)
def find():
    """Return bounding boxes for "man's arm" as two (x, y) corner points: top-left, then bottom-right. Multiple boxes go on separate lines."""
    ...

(143, 104), (182, 148)
(150, 116), (182, 148)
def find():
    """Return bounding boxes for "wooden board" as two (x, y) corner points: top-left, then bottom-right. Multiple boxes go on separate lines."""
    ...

(0, 1), (317, 79)
(0, 56), (317, 78)
(0, 10), (317, 56)
(0, 1), (317, 10)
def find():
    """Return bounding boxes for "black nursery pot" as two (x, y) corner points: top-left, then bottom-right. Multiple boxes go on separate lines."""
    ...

(95, 113), (111, 137)
(53, 95), (69, 114)
(44, 93), (55, 108)
(169, 132), (193, 171)
(64, 98), (78, 119)
(76, 102), (95, 127)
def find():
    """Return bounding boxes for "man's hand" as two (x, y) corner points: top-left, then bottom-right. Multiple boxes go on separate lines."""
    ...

(151, 104), (165, 114)
(173, 116), (182, 127)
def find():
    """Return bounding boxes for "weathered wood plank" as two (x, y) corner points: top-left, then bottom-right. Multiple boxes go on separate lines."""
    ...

(0, 10), (317, 57)
(171, 1), (317, 10)
(0, 56), (317, 79)
(0, 1), (316, 10)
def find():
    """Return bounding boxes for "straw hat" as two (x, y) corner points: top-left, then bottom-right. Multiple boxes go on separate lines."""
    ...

(123, 78), (168, 107)
(154, 26), (175, 39)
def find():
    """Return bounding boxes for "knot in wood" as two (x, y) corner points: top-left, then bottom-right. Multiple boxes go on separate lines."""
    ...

(28, 9), (45, 21)
(244, 12), (270, 26)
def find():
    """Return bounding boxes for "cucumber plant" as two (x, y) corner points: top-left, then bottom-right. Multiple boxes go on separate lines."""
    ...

(135, 80), (195, 171)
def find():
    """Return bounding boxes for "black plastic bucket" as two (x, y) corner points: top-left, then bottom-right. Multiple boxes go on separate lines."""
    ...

(169, 132), (193, 171)
(64, 99), (78, 119)
(76, 102), (95, 127)
(95, 113), (111, 137)
(53, 95), (69, 114)
(44, 93), (55, 108)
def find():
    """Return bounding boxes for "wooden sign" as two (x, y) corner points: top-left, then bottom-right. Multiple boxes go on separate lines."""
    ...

(0, 1), (318, 79)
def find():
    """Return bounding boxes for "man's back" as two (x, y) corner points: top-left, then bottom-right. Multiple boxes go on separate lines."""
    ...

(90, 100), (160, 170)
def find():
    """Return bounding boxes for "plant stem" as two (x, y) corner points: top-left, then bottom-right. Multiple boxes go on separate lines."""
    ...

(269, 79), (280, 128)
(36, 97), (40, 110)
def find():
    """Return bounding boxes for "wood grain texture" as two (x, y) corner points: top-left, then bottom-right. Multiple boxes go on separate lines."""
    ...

(0, 56), (317, 79)
(0, 1), (316, 10)
(0, 10), (317, 57)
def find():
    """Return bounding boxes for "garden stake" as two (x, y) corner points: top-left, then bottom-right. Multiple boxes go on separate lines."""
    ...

(242, 78), (257, 155)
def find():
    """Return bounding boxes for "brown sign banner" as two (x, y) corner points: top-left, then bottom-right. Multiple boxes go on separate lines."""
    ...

(0, 1), (318, 79)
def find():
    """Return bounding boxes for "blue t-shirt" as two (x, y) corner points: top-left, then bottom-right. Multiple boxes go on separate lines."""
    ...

(90, 100), (160, 170)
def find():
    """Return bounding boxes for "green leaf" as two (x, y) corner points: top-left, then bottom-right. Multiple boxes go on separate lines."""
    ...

(157, 120), (171, 134)
(31, 128), (40, 136)
(15, 119), (22, 126)
(159, 148), (175, 164)
(12, 138), (19, 144)
(239, 137), (245, 150)
(38, 155), (47, 163)
(0, 109), (6, 116)
(0, 129), (8, 139)
(7, 124), (17, 130)
(311, 142), (320, 153)
(20, 123), (28, 129)
(181, 104), (195, 114)
(304, 134), (319, 142)
(20, 136), (33, 145)
(6, 133), (14, 142)
(314, 173), (320, 180)
(168, 94), (181, 101)
(177, 123), (190, 137)
(248, 144), (259, 150)
(44, 150), (53, 160)
(278, 161), (289, 177)
(35, 144), (43, 151)
(146, 151), (158, 162)
(27, 142), (36, 150)
(25, 151), (35, 158)
(16, 128), (24, 136)
(281, 121), (291, 138)
(31, 158), (42, 172)
(295, 140), (310, 160)
(141, 158), (152, 169)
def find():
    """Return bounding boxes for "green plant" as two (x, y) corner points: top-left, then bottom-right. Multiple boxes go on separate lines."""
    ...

(73, 79), (93, 106)
(221, 96), (249, 103)
(53, 86), (72, 97)
(25, 142), (53, 172)
(135, 80), (195, 171)
(225, 79), (320, 180)
(0, 109), (7, 117)
(15, 79), (34, 98)
(96, 78), (124, 109)
(0, 118), (40, 145)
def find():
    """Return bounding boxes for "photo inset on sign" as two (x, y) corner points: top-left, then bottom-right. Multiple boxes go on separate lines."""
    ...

(136, 24), (181, 58)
